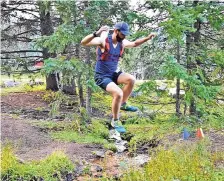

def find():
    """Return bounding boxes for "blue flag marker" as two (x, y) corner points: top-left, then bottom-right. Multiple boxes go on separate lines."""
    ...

(183, 128), (190, 140)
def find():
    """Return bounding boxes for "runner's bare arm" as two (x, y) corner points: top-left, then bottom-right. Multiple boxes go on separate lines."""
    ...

(123, 32), (157, 48)
(81, 36), (103, 46)
(81, 26), (109, 47)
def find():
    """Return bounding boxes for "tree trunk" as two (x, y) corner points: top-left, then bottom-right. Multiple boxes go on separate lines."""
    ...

(85, 47), (92, 114)
(63, 81), (76, 95)
(185, 0), (201, 115)
(74, 43), (84, 107)
(83, 0), (92, 114)
(190, 18), (201, 115)
(186, 31), (196, 115)
(62, 50), (77, 95)
(38, 1), (58, 91)
(186, 31), (197, 115)
(62, 3), (79, 95)
(77, 74), (84, 107)
(176, 41), (181, 116)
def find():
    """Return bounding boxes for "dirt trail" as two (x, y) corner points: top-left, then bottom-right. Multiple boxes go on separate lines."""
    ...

(1, 114), (103, 162)
(1, 91), (223, 173)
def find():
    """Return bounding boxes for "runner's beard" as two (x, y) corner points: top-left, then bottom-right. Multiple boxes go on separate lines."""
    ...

(116, 35), (124, 42)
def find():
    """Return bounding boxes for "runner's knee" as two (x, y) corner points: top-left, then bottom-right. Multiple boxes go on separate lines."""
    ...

(128, 75), (136, 85)
(113, 90), (123, 100)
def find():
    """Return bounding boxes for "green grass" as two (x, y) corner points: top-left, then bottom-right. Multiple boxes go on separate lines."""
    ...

(51, 131), (116, 151)
(44, 119), (117, 151)
(91, 91), (112, 114)
(123, 110), (224, 154)
(51, 131), (106, 144)
(1, 84), (46, 95)
(1, 73), (46, 95)
(124, 114), (178, 153)
(121, 141), (224, 181)
(32, 119), (81, 132)
(1, 145), (74, 181)
(1, 79), (224, 180)
(90, 82), (224, 155)
(1, 73), (45, 83)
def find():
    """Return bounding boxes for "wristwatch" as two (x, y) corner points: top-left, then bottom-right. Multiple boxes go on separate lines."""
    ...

(93, 32), (98, 37)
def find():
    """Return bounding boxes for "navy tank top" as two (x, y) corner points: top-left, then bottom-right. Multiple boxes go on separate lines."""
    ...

(95, 34), (123, 76)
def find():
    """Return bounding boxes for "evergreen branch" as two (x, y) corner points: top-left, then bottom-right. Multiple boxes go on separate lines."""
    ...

(1, 50), (43, 54)
(1, 56), (43, 59)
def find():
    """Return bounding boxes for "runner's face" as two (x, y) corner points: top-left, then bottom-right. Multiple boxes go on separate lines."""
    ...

(116, 30), (125, 42)
(118, 31), (125, 39)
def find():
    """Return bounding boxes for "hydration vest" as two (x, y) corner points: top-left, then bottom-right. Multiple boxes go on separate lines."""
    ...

(96, 35), (124, 61)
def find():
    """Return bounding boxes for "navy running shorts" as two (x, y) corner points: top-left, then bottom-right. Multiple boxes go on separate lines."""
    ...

(94, 71), (123, 90)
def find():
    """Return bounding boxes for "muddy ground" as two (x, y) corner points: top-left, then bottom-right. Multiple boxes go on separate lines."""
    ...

(1, 91), (224, 180)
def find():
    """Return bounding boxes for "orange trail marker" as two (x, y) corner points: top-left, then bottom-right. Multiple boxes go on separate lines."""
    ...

(196, 128), (204, 139)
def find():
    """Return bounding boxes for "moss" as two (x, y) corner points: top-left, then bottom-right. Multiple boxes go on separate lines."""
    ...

(88, 119), (109, 139)
(49, 119), (116, 151)
(121, 141), (224, 181)
(1, 145), (74, 181)
(51, 131), (111, 147)
(91, 92), (112, 113)
(32, 120), (80, 132)
(42, 90), (57, 103)
(1, 84), (46, 96)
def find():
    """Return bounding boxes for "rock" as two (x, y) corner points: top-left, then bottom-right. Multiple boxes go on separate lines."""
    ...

(180, 90), (185, 95)
(91, 165), (103, 172)
(16, 157), (25, 164)
(52, 118), (62, 122)
(130, 91), (142, 98)
(115, 140), (128, 153)
(95, 165), (103, 172)
(133, 154), (150, 167)
(91, 165), (103, 178)
(217, 100), (224, 105)
(115, 140), (128, 147)
(168, 88), (185, 97)
(109, 129), (121, 140)
(115, 145), (127, 153)
(65, 105), (74, 109)
(29, 81), (44, 87)
(110, 170), (119, 179)
(105, 150), (114, 156)
(157, 83), (167, 91)
(74, 164), (84, 177)
(92, 172), (103, 178)
(92, 151), (105, 158)
(66, 172), (73, 181)
(3, 80), (20, 87)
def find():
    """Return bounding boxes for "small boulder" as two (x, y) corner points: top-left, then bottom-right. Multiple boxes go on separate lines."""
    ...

(92, 150), (105, 158)
(109, 129), (121, 141)
(115, 145), (127, 153)
(157, 83), (167, 91)
(74, 164), (84, 177)
(3, 80), (20, 87)
(134, 154), (150, 166)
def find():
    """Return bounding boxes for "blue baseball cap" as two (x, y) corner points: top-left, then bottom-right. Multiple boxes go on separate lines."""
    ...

(114, 22), (130, 36)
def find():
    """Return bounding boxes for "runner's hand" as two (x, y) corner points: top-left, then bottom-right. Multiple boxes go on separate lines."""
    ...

(148, 32), (157, 39)
(96, 26), (109, 36)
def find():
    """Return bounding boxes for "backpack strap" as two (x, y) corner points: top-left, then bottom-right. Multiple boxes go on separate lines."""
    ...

(119, 42), (124, 57)
(96, 36), (124, 61)
(101, 37), (110, 61)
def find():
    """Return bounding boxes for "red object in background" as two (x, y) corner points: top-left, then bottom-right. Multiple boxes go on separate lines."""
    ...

(34, 61), (44, 68)
(196, 128), (204, 139)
